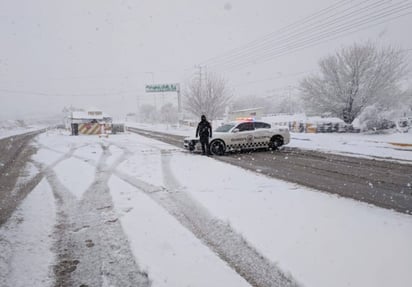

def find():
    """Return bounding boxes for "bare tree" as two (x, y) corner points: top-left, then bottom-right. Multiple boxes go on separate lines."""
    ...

(300, 42), (408, 123)
(183, 72), (231, 120)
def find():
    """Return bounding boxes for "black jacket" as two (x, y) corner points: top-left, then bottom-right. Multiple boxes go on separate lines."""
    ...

(196, 120), (212, 140)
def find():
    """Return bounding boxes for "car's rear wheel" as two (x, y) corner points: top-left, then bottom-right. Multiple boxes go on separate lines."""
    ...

(210, 140), (226, 155)
(269, 135), (283, 150)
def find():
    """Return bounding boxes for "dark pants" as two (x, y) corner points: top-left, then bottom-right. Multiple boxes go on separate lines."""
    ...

(200, 137), (210, 155)
(71, 123), (79, 136)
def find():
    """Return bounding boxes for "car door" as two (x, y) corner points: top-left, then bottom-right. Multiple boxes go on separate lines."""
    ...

(234, 122), (255, 150)
(253, 122), (271, 148)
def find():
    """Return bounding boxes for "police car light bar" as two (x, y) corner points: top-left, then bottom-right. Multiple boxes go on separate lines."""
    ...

(235, 117), (255, 122)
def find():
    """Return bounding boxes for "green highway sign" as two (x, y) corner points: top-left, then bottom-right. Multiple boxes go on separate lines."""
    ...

(145, 83), (179, 93)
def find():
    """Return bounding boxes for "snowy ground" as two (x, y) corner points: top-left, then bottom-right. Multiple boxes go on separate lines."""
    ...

(126, 122), (412, 162)
(0, 119), (50, 140)
(0, 117), (62, 140)
(1, 129), (412, 286)
(0, 125), (47, 140)
(290, 132), (412, 162)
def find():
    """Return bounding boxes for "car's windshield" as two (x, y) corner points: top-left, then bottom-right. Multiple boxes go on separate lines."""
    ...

(215, 123), (236, 132)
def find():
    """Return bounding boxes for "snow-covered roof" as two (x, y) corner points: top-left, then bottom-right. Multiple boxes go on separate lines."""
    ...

(71, 111), (111, 120)
(87, 107), (102, 112)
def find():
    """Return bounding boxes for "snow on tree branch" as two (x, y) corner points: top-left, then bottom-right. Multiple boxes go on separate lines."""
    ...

(183, 72), (231, 120)
(299, 42), (409, 124)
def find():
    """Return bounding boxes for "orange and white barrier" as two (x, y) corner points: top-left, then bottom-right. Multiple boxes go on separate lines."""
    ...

(78, 123), (101, 135)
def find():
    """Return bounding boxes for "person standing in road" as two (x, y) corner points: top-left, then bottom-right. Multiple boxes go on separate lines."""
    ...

(196, 114), (212, 155)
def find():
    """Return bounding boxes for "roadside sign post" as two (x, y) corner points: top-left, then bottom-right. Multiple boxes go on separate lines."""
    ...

(145, 82), (182, 116)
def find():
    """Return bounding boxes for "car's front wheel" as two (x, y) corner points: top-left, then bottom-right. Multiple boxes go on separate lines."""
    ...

(188, 141), (196, 151)
(210, 140), (226, 155)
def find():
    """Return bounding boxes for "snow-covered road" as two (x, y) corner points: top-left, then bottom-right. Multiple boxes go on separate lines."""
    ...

(1, 129), (412, 287)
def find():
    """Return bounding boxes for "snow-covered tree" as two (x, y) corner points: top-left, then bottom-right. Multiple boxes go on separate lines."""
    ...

(299, 42), (408, 124)
(183, 72), (231, 120)
(403, 89), (412, 114)
(356, 105), (396, 131)
(355, 89), (412, 131)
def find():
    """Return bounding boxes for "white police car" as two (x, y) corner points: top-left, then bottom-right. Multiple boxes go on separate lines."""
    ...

(183, 119), (290, 155)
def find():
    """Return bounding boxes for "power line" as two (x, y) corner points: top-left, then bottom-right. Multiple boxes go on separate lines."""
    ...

(0, 88), (142, 97)
(199, 0), (351, 65)
(210, 1), (412, 71)
(232, 70), (312, 87)
(196, 0), (412, 73)
(215, 3), (412, 72)
(207, 0), (385, 69)
(205, 0), (379, 68)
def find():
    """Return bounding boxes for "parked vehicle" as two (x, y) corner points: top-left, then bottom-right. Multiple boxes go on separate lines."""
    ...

(183, 119), (290, 155)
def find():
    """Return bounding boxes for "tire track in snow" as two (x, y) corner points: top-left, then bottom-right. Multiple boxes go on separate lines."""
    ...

(114, 148), (299, 287)
(36, 142), (96, 165)
(32, 144), (93, 287)
(35, 161), (79, 287)
(71, 143), (150, 287)
(0, 236), (12, 286)
(36, 143), (151, 287)
(0, 139), (78, 226)
(0, 132), (42, 225)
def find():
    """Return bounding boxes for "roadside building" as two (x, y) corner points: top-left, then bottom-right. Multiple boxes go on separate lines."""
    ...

(68, 107), (112, 135)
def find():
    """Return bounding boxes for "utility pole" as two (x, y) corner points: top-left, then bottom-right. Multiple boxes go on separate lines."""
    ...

(288, 85), (293, 115)
(177, 83), (182, 127)
(195, 65), (205, 103)
(177, 84), (182, 113)
(204, 65), (208, 86)
(136, 93), (143, 122)
(145, 72), (156, 111)
(195, 65), (203, 90)
(136, 94), (139, 122)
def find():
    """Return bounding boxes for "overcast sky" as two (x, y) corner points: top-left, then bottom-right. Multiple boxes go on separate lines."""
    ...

(1, 0), (411, 120)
